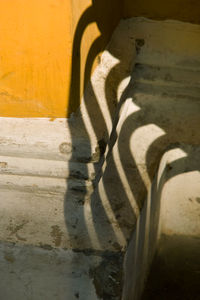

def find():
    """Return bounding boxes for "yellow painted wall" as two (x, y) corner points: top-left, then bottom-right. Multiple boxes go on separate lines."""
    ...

(123, 0), (200, 24)
(1, 0), (199, 117)
(0, 0), (72, 117)
(0, 0), (121, 117)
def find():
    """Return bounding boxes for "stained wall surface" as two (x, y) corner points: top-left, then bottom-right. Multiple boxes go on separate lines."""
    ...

(123, 0), (200, 24)
(0, 0), (72, 117)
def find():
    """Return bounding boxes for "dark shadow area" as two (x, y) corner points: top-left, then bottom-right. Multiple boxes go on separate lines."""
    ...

(140, 146), (200, 300)
(141, 234), (200, 300)
(68, 0), (122, 113)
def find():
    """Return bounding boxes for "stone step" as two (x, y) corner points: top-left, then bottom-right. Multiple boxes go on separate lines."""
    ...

(0, 118), (100, 163)
(120, 18), (200, 300)
(0, 117), (101, 252)
(133, 63), (200, 88)
(0, 155), (96, 181)
(0, 186), (121, 252)
(133, 81), (200, 99)
(0, 174), (93, 194)
(129, 18), (200, 68)
(0, 189), (85, 249)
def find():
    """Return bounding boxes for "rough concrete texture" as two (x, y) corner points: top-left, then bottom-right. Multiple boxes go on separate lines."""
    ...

(0, 241), (101, 300)
(139, 147), (200, 299)
(123, 146), (200, 300)
(91, 17), (200, 260)
(0, 18), (200, 299)
(119, 18), (200, 300)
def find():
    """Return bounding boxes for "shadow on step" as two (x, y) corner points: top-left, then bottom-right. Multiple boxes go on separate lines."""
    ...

(142, 235), (200, 300)
(65, 14), (200, 300)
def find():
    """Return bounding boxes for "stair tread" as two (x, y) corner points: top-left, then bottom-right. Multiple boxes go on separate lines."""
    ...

(0, 155), (96, 180)
(133, 63), (200, 87)
(0, 118), (100, 163)
(0, 173), (93, 194)
(132, 81), (200, 99)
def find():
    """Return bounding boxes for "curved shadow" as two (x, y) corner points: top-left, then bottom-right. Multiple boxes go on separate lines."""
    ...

(68, 6), (95, 113)
(64, 5), (200, 299)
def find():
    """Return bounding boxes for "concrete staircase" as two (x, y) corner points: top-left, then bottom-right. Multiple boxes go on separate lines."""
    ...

(0, 17), (200, 300)
(0, 15), (135, 298)
(120, 19), (200, 300)
(0, 118), (102, 299)
(0, 118), (98, 248)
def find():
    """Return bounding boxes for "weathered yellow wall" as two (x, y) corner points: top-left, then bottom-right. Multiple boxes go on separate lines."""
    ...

(1, 0), (199, 117)
(123, 0), (200, 24)
(0, 0), (121, 117)
(0, 0), (72, 117)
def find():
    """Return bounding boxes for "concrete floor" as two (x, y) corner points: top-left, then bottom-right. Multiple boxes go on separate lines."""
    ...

(0, 241), (101, 300)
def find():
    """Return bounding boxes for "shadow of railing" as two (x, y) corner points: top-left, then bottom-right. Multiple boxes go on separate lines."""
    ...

(122, 144), (200, 300)
(64, 11), (200, 300)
